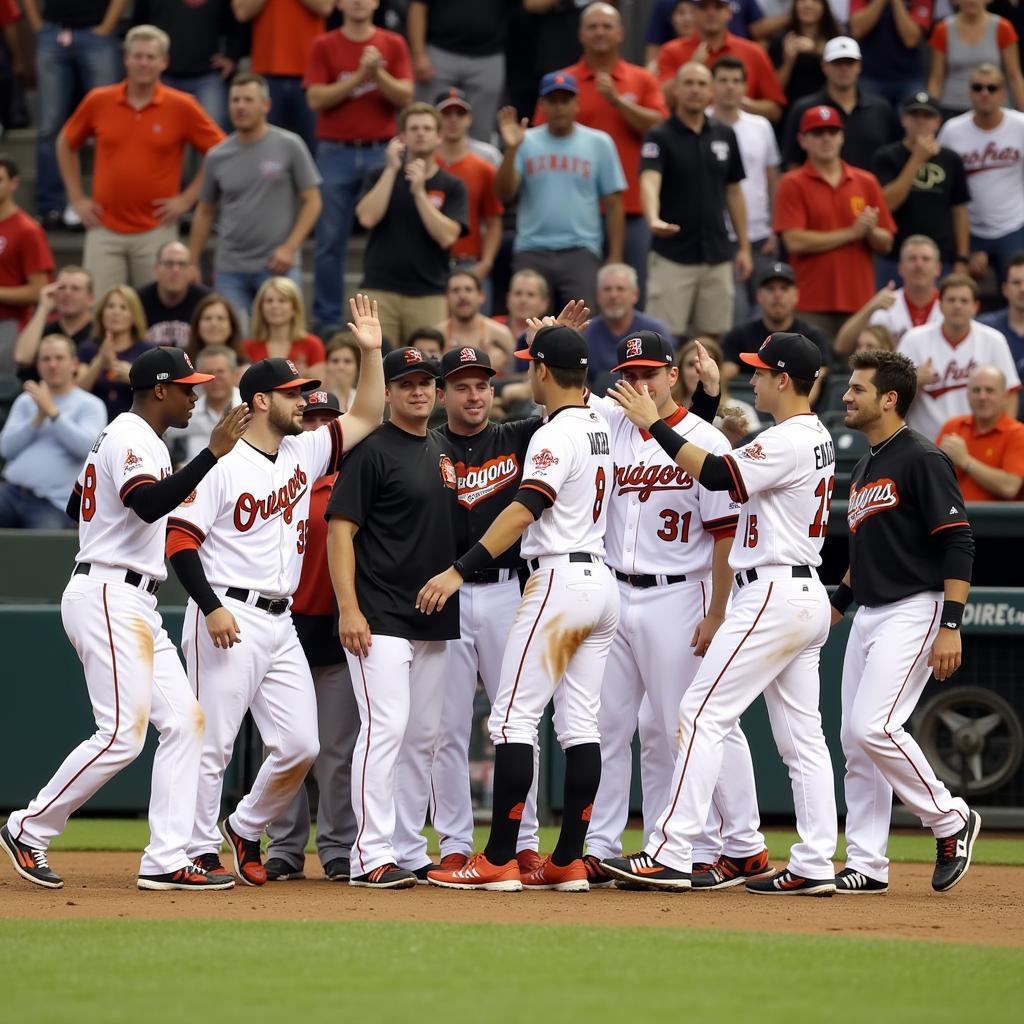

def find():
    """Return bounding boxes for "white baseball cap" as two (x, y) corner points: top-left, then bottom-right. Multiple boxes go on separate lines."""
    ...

(823, 36), (862, 63)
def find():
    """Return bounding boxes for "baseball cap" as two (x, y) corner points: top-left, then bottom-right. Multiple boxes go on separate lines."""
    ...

(440, 345), (496, 379)
(799, 104), (843, 133)
(302, 389), (343, 417)
(903, 90), (940, 116)
(539, 71), (578, 97)
(823, 36), (861, 63)
(514, 325), (589, 368)
(756, 261), (796, 288)
(384, 346), (439, 383)
(612, 330), (674, 372)
(239, 357), (320, 404)
(740, 332), (822, 380)
(130, 346), (213, 390)
(435, 87), (471, 112)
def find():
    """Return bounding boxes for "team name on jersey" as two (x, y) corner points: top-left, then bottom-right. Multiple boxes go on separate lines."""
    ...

(455, 455), (520, 509)
(925, 357), (975, 398)
(847, 477), (900, 532)
(814, 440), (836, 471)
(233, 464), (309, 531)
(613, 461), (694, 502)
(961, 141), (1021, 175)
(588, 431), (610, 455)
(523, 154), (592, 178)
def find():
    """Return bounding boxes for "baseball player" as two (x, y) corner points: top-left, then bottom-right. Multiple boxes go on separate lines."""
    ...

(264, 390), (360, 883)
(2, 347), (250, 891)
(326, 346), (459, 889)
(166, 296), (384, 887)
(833, 349), (980, 894)
(584, 330), (769, 891)
(421, 325), (619, 893)
(603, 332), (839, 896)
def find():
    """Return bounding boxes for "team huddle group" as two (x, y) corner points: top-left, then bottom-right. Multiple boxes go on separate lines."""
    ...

(0, 289), (982, 899)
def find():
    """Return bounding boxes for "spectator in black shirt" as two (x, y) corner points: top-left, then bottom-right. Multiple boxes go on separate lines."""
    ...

(640, 61), (751, 340)
(782, 36), (901, 170)
(871, 91), (971, 284)
(356, 102), (469, 346)
(138, 241), (210, 349)
(768, 0), (838, 109)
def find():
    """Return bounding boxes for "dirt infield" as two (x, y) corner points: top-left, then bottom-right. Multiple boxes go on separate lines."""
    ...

(3, 852), (1021, 945)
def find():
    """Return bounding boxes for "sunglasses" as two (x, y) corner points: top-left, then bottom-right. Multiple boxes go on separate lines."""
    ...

(970, 82), (1002, 93)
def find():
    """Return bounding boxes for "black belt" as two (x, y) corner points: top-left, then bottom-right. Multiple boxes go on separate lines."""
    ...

(526, 552), (599, 573)
(339, 138), (389, 148)
(463, 568), (513, 584)
(734, 565), (812, 588)
(73, 562), (160, 594)
(225, 587), (289, 615)
(615, 570), (688, 589)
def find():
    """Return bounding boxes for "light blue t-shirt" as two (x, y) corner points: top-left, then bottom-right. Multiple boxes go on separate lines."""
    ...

(514, 124), (627, 258)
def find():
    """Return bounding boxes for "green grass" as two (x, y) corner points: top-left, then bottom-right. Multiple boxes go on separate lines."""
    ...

(1, 920), (1020, 1024)
(43, 818), (1024, 866)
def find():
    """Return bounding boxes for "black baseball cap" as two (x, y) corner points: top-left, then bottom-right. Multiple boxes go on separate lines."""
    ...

(130, 346), (214, 390)
(757, 261), (796, 288)
(302, 389), (343, 416)
(239, 357), (320, 404)
(440, 345), (496, 379)
(740, 332), (822, 380)
(435, 87), (471, 112)
(514, 325), (588, 369)
(612, 330), (674, 372)
(903, 91), (940, 116)
(384, 346), (439, 383)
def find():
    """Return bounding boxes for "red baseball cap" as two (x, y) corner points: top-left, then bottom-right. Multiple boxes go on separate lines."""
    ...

(799, 105), (843, 134)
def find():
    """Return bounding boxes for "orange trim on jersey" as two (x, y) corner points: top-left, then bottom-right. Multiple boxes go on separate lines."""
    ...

(118, 474), (158, 504)
(519, 480), (557, 506)
(165, 529), (201, 558)
(930, 521), (970, 535)
(501, 570), (554, 744)
(721, 454), (748, 504)
(328, 417), (345, 472)
(167, 517), (206, 545)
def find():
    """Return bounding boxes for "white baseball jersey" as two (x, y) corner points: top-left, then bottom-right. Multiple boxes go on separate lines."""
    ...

(518, 405), (612, 560)
(591, 396), (740, 575)
(899, 319), (1022, 442)
(72, 412), (173, 580)
(868, 288), (942, 345)
(723, 413), (835, 572)
(169, 419), (344, 597)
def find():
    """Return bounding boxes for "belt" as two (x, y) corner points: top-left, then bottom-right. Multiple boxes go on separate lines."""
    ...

(463, 568), (515, 585)
(734, 565), (813, 589)
(615, 570), (688, 589)
(526, 552), (600, 573)
(225, 586), (289, 615)
(73, 562), (160, 595)
(337, 138), (389, 148)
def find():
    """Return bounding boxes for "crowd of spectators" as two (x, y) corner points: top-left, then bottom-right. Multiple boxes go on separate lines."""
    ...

(3, 0), (1024, 529)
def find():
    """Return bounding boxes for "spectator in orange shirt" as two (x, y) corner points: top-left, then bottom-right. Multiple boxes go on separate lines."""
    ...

(657, 0), (787, 123)
(56, 25), (226, 298)
(536, 3), (668, 305)
(232, 0), (334, 149)
(937, 365), (1024, 501)
(243, 275), (326, 379)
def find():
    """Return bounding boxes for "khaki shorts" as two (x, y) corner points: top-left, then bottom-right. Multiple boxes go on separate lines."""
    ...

(646, 252), (735, 337)
(362, 290), (447, 348)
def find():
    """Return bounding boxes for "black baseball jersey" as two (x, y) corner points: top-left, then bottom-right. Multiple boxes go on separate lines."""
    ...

(326, 422), (460, 641)
(846, 428), (974, 607)
(438, 417), (542, 570)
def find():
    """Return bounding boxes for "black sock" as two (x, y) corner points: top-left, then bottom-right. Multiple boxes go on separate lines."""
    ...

(484, 742), (534, 865)
(551, 742), (601, 867)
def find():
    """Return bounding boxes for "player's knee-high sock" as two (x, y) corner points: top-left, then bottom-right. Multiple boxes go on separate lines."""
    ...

(484, 742), (533, 865)
(552, 742), (601, 867)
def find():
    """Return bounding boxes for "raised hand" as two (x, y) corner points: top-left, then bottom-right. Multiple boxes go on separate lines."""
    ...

(693, 338), (721, 396)
(405, 158), (427, 194)
(554, 299), (591, 333)
(608, 379), (660, 430)
(385, 136), (405, 171)
(208, 402), (251, 458)
(524, 314), (559, 346)
(498, 106), (528, 150)
(347, 294), (383, 351)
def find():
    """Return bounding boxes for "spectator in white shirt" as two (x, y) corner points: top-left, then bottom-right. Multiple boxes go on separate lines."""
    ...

(162, 344), (241, 466)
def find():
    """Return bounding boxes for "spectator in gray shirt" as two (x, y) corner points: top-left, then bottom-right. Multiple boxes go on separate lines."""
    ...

(0, 334), (107, 529)
(188, 72), (322, 331)
(163, 344), (242, 466)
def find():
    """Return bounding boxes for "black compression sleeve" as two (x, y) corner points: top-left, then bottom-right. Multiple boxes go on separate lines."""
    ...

(168, 548), (223, 616)
(66, 490), (81, 523)
(698, 453), (739, 491)
(689, 382), (721, 424)
(124, 448), (218, 523)
(938, 525), (975, 585)
(514, 488), (550, 520)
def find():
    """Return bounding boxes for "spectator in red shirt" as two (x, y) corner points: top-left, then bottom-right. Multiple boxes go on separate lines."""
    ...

(305, 0), (413, 333)
(774, 103), (895, 340)
(657, 0), (787, 123)
(243, 275), (326, 378)
(0, 156), (54, 374)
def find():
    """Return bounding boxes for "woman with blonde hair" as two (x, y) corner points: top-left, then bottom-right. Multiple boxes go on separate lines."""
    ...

(673, 336), (759, 446)
(76, 285), (155, 419)
(855, 324), (896, 353)
(243, 276), (325, 378)
(185, 293), (247, 367)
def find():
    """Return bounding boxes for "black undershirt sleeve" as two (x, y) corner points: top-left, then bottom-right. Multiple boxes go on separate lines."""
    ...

(124, 448), (218, 523)
(697, 453), (738, 492)
(937, 525), (975, 585)
(168, 548), (223, 616)
(689, 382), (721, 424)
(66, 490), (81, 522)
(514, 488), (550, 520)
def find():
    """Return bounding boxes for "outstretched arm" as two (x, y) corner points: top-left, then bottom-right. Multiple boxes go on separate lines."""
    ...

(338, 294), (385, 451)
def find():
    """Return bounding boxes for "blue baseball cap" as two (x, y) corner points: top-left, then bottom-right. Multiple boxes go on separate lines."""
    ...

(539, 71), (578, 98)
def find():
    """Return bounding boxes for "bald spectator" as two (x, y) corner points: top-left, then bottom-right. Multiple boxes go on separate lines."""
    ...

(436, 270), (516, 352)
(937, 366), (1024, 500)
(57, 25), (225, 296)
(13, 268), (95, 381)
(138, 242), (210, 348)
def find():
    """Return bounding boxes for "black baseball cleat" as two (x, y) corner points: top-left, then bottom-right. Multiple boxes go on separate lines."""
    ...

(192, 852), (235, 882)
(412, 863), (438, 885)
(324, 857), (350, 881)
(349, 863), (417, 889)
(745, 868), (835, 896)
(1, 824), (64, 889)
(220, 818), (266, 886)
(692, 849), (773, 890)
(601, 852), (691, 891)
(138, 866), (235, 890)
(583, 854), (615, 888)
(834, 867), (888, 894)
(932, 809), (981, 892)
(265, 857), (305, 881)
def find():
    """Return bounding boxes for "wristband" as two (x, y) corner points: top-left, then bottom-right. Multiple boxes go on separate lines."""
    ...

(940, 600), (965, 631)
(453, 541), (492, 579)
(955, 254), (970, 263)
(649, 418), (686, 461)
(830, 582), (854, 614)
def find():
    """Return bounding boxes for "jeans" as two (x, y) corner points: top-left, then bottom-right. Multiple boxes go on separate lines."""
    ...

(971, 227), (1024, 285)
(216, 265), (304, 334)
(859, 75), (925, 109)
(35, 24), (121, 214)
(0, 481), (74, 529)
(163, 71), (229, 131)
(266, 75), (316, 153)
(622, 214), (652, 310)
(313, 140), (387, 328)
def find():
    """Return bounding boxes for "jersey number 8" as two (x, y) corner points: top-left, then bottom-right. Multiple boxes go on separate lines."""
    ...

(592, 466), (606, 522)
(81, 464), (98, 522)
